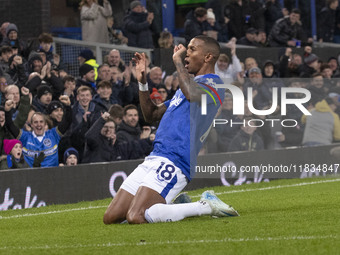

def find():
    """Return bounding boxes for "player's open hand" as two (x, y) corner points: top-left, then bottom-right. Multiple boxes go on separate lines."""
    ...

(132, 52), (147, 84)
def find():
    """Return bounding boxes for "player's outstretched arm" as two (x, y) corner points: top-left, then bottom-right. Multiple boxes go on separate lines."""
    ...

(133, 52), (166, 123)
(172, 44), (201, 102)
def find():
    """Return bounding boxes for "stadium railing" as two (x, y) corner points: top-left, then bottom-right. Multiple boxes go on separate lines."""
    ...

(52, 37), (153, 77)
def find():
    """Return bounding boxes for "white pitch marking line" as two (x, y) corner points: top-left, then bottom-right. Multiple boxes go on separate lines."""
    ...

(191, 178), (340, 198)
(1, 178), (339, 220)
(0, 235), (337, 250)
(0, 205), (107, 220)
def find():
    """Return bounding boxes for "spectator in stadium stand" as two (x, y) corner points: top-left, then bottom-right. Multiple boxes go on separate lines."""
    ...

(163, 71), (180, 99)
(328, 57), (340, 77)
(224, 0), (250, 39)
(243, 67), (274, 110)
(302, 97), (340, 146)
(82, 112), (153, 163)
(0, 23), (28, 59)
(157, 85), (169, 102)
(205, 8), (221, 41)
(215, 41), (242, 82)
(0, 76), (8, 103)
(61, 75), (76, 106)
(0, 46), (13, 75)
(307, 73), (328, 106)
(228, 117), (264, 152)
(278, 48), (303, 78)
(79, 0), (112, 44)
(146, 66), (164, 92)
(158, 30), (174, 49)
(244, 57), (259, 77)
(92, 80), (116, 117)
(7, 54), (27, 88)
(237, 28), (260, 46)
(320, 63), (336, 90)
(4, 85), (23, 120)
(214, 93), (242, 152)
(108, 104), (123, 126)
(32, 85), (54, 115)
(317, 0), (338, 43)
(0, 22), (9, 42)
(107, 16), (128, 45)
(110, 66), (134, 106)
(46, 101), (64, 128)
(268, 9), (310, 47)
(299, 53), (319, 78)
(96, 64), (111, 84)
(183, 7), (208, 45)
(37, 33), (54, 64)
(4, 94), (72, 167)
(78, 49), (99, 80)
(116, 104), (142, 143)
(61, 147), (79, 166)
(0, 139), (44, 170)
(122, 1), (154, 49)
(76, 63), (96, 94)
(105, 49), (126, 72)
(262, 60), (279, 78)
(255, 29), (269, 47)
(149, 88), (162, 105)
(264, 0), (283, 35)
(278, 78), (305, 147)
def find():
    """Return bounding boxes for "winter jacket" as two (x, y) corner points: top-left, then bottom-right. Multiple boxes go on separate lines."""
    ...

(80, 2), (112, 43)
(228, 129), (264, 152)
(116, 120), (141, 143)
(302, 99), (340, 145)
(269, 17), (306, 47)
(123, 11), (154, 49)
(318, 6), (336, 42)
(83, 117), (152, 163)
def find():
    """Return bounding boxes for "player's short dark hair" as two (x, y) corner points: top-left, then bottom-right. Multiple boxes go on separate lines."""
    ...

(194, 35), (220, 63)
(123, 104), (138, 115)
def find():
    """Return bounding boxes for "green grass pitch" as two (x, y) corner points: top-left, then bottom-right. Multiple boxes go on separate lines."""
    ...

(0, 176), (339, 255)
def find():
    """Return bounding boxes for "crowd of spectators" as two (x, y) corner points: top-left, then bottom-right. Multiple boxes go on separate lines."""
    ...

(0, 0), (340, 170)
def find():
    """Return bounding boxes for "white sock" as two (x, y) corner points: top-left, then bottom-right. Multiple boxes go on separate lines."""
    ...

(145, 201), (212, 223)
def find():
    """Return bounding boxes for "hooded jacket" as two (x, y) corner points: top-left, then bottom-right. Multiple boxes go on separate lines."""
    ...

(302, 99), (340, 145)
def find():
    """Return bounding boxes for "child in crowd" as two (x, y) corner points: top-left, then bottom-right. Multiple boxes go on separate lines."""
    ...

(0, 139), (44, 170)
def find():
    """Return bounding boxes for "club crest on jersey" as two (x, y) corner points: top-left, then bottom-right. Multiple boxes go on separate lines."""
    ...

(43, 138), (52, 147)
(169, 94), (183, 108)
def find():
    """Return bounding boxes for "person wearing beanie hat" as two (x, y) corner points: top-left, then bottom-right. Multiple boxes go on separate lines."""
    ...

(130, 0), (142, 10)
(0, 139), (31, 170)
(28, 51), (43, 73)
(47, 101), (64, 126)
(77, 48), (99, 80)
(79, 63), (94, 79)
(32, 85), (53, 114)
(63, 147), (79, 166)
(150, 88), (162, 105)
(299, 53), (319, 78)
(304, 54), (318, 65)
(6, 23), (18, 39)
(77, 64), (96, 92)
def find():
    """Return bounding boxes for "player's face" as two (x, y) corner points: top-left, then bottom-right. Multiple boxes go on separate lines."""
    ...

(11, 143), (22, 160)
(185, 38), (206, 75)
(31, 114), (46, 136)
(123, 109), (138, 127)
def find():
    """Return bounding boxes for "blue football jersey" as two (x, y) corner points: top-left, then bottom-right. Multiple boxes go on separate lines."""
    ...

(151, 74), (225, 180)
(19, 128), (61, 167)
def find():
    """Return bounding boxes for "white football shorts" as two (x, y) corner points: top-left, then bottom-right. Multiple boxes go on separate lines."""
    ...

(120, 155), (188, 204)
